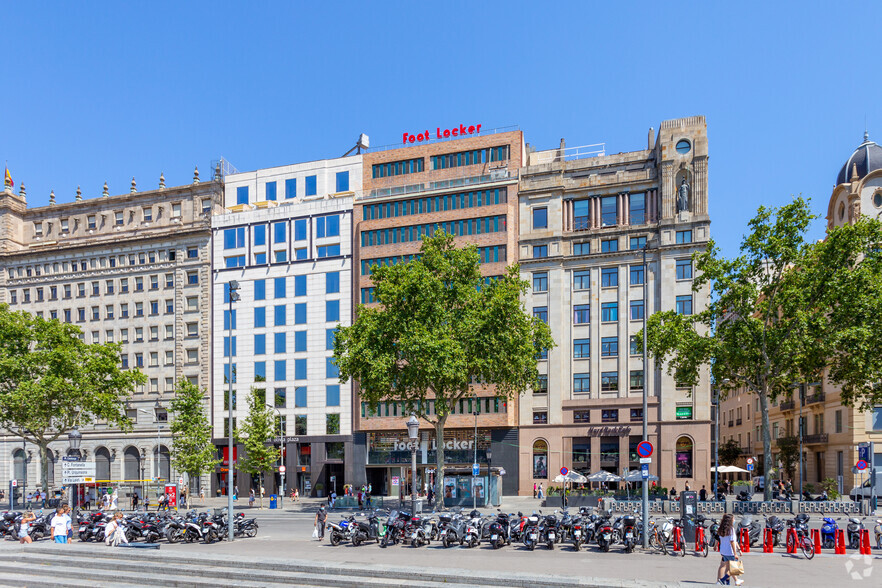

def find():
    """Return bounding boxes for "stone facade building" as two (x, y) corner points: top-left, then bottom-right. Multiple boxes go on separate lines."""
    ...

(353, 129), (524, 499)
(0, 171), (223, 502)
(516, 117), (712, 494)
(215, 156), (360, 498)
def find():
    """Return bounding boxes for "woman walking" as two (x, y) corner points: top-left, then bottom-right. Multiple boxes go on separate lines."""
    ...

(18, 511), (36, 544)
(716, 513), (743, 585)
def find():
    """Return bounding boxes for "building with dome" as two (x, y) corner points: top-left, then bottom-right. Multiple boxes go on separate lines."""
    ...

(719, 133), (882, 498)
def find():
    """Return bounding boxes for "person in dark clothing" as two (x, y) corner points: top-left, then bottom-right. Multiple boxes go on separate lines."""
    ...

(314, 505), (327, 540)
(699, 485), (707, 501)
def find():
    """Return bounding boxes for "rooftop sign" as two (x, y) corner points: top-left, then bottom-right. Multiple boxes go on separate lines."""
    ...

(404, 124), (482, 145)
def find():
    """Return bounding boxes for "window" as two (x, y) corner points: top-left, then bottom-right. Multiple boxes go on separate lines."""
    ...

(573, 270), (591, 290)
(630, 370), (644, 390)
(187, 271), (198, 285)
(573, 373), (590, 393)
(676, 295), (693, 315)
(533, 245), (548, 258)
(305, 175), (317, 196)
(326, 328), (337, 350)
(135, 353), (144, 368)
(165, 273), (174, 288)
(295, 358), (307, 380)
(872, 407), (882, 430)
(601, 239), (618, 253)
(676, 436), (693, 478)
(535, 374), (548, 394)
(574, 411), (590, 423)
(149, 275), (159, 290)
(601, 337), (618, 357)
(601, 267), (618, 287)
(236, 186), (248, 205)
(295, 303), (307, 324)
(630, 299), (644, 320)
(114, 211), (124, 225)
(223, 309), (236, 330)
(573, 338), (590, 358)
(165, 299), (173, 314)
(295, 330), (307, 352)
(34, 221), (43, 236)
(134, 303), (143, 318)
(629, 193), (646, 224)
(274, 221), (286, 244)
(274, 305), (286, 326)
(186, 296), (198, 311)
(274, 388), (286, 408)
(533, 411), (548, 425)
(630, 408), (644, 422)
(532, 272), (548, 293)
(254, 252), (267, 264)
(254, 334), (266, 355)
(835, 409), (842, 433)
(223, 227), (245, 249)
(601, 373), (618, 392)
(254, 279), (266, 300)
(532, 207), (548, 230)
(326, 384), (341, 406)
(225, 336), (237, 358)
(295, 387), (307, 408)
(630, 236), (647, 250)
(326, 414), (340, 435)
(254, 307), (266, 328)
(372, 158), (424, 178)
(225, 255), (245, 268)
(676, 230), (693, 244)
(533, 306), (547, 323)
(274, 277), (286, 299)
(274, 360), (286, 381)
(335, 171), (349, 192)
(573, 242), (590, 255)
(294, 247), (307, 260)
(316, 215), (341, 238)
(293, 219), (307, 241)
(78, 282), (86, 297)
(573, 200), (590, 230)
(601, 196), (617, 226)
(532, 440), (548, 478)
(149, 301), (159, 316)
(630, 335), (642, 356)
(324, 299), (340, 322)
(106, 305), (114, 320)
(630, 265), (644, 285)
(265, 181), (277, 201)
(676, 259), (693, 280)
(601, 302), (617, 322)
(573, 304), (590, 324)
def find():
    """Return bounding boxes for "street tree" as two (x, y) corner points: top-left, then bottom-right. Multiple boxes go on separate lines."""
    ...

(718, 439), (743, 466)
(236, 387), (280, 508)
(644, 197), (882, 500)
(775, 436), (800, 480)
(169, 380), (219, 494)
(0, 305), (146, 492)
(334, 231), (555, 493)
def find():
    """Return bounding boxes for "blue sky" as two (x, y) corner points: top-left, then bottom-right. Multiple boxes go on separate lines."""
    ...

(2, 1), (879, 256)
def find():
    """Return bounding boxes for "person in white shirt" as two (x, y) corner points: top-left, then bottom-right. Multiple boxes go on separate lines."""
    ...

(19, 511), (36, 544)
(110, 491), (119, 510)
(104, 511), (129, 546)
(50, 507), (68, 544)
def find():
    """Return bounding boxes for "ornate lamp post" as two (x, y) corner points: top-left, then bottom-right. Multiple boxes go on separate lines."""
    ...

(68, 427), (82, 529)
(227, 280), (240, 542)
(406, 414), (419, 515)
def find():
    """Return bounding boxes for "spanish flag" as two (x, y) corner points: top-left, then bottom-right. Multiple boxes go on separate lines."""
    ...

(3, 166), (12, 188)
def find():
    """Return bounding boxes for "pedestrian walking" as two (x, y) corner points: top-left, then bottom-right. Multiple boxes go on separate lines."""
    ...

(131, 492), (139, 511)
(716, 513), (744, 585)
(50, 506), (68, 544)
(249, 489), (255, 508)
(294, 488), (299, 502)
(365, 492), (372, 509)
(533, 483), (537, 498)
(18, 511), (35, 544)
(64, 505), (73, 542)
(110, 490), (118, 510)
(200, 488), (205, 502)
(537, 483), (544, 499)
(685, 481), (691, 492)
(700, 485), (708, 502)
(314, 505), (327, 540)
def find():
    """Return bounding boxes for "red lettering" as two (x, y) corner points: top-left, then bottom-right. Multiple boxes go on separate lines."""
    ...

(468, 125), (475, 134)
(459, 124), (466, 135)
(403, 133), (409, 144)
(443, 129), (450, 138)
(476, 124), (482, 134)
(436, 127), (442, 139)
(452, 128), (458, 136)
(417, 133), (424, 142)
(425, 130), (429, 141)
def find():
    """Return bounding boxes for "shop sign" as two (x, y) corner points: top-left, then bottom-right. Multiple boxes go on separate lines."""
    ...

(676, 407), (693, 420)
(393, 438), (475, 451)
(583, 425), (632, 436)
(369, 429), (490, 452)
(403, 124), (482, 144)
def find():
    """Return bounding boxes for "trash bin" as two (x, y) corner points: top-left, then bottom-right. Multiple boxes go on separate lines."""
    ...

(269, 495), (278, 509)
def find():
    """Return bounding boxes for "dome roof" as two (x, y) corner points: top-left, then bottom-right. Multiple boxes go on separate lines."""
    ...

(837, 132), (882, 185)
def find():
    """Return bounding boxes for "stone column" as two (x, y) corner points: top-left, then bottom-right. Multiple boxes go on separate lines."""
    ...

(623, 193), (630, 226)
(692, 158), (708, 215)
(660, 162), (675, 219)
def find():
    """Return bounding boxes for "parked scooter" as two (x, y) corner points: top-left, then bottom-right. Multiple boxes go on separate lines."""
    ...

(621, 515), (638, 553)
(846, 517), (868, 550)
(736, 514), (762, 546)
(764, 515), (786, 547)
(820, 517), (839, 549)
(521, 513), (541, 551)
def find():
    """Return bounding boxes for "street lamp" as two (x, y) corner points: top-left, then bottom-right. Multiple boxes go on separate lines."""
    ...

(640, 237), (658, 548)
(68, 428), (82, 528)
(473, 408), (479, 510)
(406, 414), (419, 515)
(713, 378), (730, 501)
(227, 280), (240, 542)
(486, 448), (493, 507)
(266, 403), (285, 508)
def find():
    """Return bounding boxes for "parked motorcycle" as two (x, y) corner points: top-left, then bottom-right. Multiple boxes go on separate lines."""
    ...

(737, 514), (762, 546)
(621, 515), (638, 553)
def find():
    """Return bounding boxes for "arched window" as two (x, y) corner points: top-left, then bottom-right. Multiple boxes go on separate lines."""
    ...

(676, 436), (693, 478)
(124, 446), (141, 481)
(13, 449), (26, 484)
(154, 445), (171, 481)
(95, 447), (111, 481)
(532, 439), (548, 479)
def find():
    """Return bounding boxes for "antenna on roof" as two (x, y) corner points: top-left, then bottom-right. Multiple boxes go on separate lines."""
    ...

(343, 134), (370, 157)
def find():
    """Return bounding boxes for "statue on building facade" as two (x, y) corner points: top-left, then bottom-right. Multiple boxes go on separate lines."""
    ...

(677, 178), (690, 212)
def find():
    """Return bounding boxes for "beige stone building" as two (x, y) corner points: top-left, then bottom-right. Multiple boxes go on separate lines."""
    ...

(517, 116), (712, 495)
(0, 171), (223, 501)
(719, 133), (882, 494)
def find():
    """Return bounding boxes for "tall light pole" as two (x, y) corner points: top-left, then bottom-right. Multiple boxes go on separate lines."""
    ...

(406, 414), (419, 515)
(473, 409), (479, 510)
(712, 378), (730, 501)
(227, 280), (240, 542)
(266, 403), (284, 507)
(641, 238), (658, 549)
(68, 428), (82, 530)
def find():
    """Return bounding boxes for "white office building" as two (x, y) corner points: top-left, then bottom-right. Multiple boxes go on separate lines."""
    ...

(212, 155), (360, 497)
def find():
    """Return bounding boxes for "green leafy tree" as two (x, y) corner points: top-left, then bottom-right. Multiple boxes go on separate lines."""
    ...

(235, 387), (280, 508)
(169, 380), (219, 494)
(334, 231), (555, 491)
(644, 197), (882, 500)
(0, 305), (146, 492)
(718, 438), (743, 466)
(775, 436), (800, 480)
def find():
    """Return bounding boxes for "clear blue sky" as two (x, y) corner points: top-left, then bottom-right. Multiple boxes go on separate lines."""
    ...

(2, 1), (879, 256)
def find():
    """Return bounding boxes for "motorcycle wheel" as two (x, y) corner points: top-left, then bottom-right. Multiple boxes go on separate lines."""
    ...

(547, 541), (554, 550)
(352, 535), (361, 547)
(701, 539), (709, 558)
(330, 532), (341, 547)
(601, 542), (609, 553)
(679, 541), (687, 557)
(245, 527), (257, 538)
(442, 536), (451, 548)
(573, 540), (580, 552)
(492, 538), (501, 549)
(528, 541), (535, 551)
(79, 531), (89, 542)
(166, 528), (182, 544)
(380, 535), (388, 548)
(204, 528), (218, 544)
(850, 537), (859, 550)
(467, 536), (477, 548)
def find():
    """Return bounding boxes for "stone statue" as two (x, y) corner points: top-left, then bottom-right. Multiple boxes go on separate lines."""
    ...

(677, 178), (690, 212)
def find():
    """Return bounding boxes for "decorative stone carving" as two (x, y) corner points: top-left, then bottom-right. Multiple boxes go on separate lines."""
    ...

(49, 190), (56, 205)
(193, 166), (200, 184)
(131, 177), (137, 194)
(75, 186), (82, 202)
(677, 178), (690, 213)
(103, 182), (109, 197)
(159, 173), (166, 189)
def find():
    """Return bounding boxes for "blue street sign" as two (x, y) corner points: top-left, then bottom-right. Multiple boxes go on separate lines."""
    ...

(746, 462), (754, 471)
(472, 463), (480, 477)
(641, 464), (649, 479)
(858, 445), (870, 463)
(637, 441), (653, 458)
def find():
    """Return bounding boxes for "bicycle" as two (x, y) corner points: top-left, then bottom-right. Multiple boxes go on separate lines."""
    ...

(694, 515), (710, 558)
(785, 514), (815, 559)
(668, 517), (687, 557)
(647, 519), (667, 555)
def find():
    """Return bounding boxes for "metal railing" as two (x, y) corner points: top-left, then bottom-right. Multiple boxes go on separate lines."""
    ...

(779, 400), (795, 411)
(806, 392), (826, 405)
(361, 168), (517, 201)
(801, 433), (828, 444)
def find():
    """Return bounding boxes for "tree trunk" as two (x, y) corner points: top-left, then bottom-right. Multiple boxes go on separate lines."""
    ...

(39, 442), (49, 494)
(259, 472), (264, 509)
(758, 384), (773, 501)
(434, 414), (448, 508)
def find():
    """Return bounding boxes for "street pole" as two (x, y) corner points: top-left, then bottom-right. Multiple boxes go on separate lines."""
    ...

(641, 242), (651, 549)
(267, 404), (283, 507)
(798, 383), (804, 501)
(714, 387), (719, 500)
(227, 280), (240, 542)
(410, 442), (417, 515)
(473, 410), (478, 511)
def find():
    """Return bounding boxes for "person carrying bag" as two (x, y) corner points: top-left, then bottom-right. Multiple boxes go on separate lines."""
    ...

(716, 513), (744, 585)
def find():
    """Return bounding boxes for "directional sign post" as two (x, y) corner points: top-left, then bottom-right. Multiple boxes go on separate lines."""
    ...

(62, 461), (96, 484)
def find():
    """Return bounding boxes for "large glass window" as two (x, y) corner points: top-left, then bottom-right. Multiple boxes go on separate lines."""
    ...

(326, 272), (340, 294)
(305, 175), (317, 196)
(294, 275), (307, 296)
(573, 242), (590, 255)
(630, 236), (646, 250)
(274, 332), (286, 354)
(601, 302), (618, 322)
(317, 215), (340, 238)
(223, 227), (245, 249)
(573, 304), (590, 324)
(533, 245), (548, 258)
(601, 372), (618, 392)
(274, 222), (286, 244)
(676, 436), (694, 478)
(630, 265), (644, 285)
(326, 385), (341, 406)
(295, 303), (307, 324)
(326, 300), (340, 322)
(274, 305), (286, 326)
(254, 307), (266, 328)
(532, 440), (548, 479)
(254, 361), (266, 382)
(573, 373), (590, 393)
(265, 181), (277, 201)
(629, 192), (645, 224)
(573, 440), (590, 475)
(601, 239), (618, 253)
(533, 272), (548, 293)
(326, 357), (339, 379)
(573, 200), (590, 230)
(630, 370), (644, 390)
(676, 230), (693, 244)
(274, 277), (286, 299)
(601, 337), (618, 357)
(274, 360), (286, 381)
(236, 186), (248, 205)
(573, 270), (591, 290)
(676, 295), (693, 315)
(335, 171), (349, 192)
(533, 306), (547, 323)
(600, 437), (619, 473)
(630, 300), (644, 320)
(601, 196), (617, 226)
(254, 334), (266, 355)
(254, 225), (266, 246)
(573, 338), (590, 358)
(295, 359), (306, 380)
(676, 259), (693, 280)
(295, 386), (307, 408)
(295, 330), (307, 352)
(285, 178), (296, 199)
(601, 267), (618, 287)
(254, 279), (266, 300)
(326, 328), (337, 350)
(294, 219), (307, 241)
(533, 207), (548, 230)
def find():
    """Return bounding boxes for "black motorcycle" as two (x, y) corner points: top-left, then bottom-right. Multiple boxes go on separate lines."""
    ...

(522, 513), (541, 551)
(621, 515), (638, 553)
(349, 511), (381, 545)
(737, 514), (761, 547)
(764, 515), (785, 547)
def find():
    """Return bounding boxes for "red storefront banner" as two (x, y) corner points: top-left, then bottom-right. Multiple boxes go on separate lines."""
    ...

(222, 447), (238, 466)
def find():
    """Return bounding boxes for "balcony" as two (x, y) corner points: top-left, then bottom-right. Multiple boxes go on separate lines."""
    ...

(779, 400), (795, 411)
(736, 418), (742, 426)
(728, 420), (734, 427)
(801, 433), (828, 445)
(806, 392), (826, 405)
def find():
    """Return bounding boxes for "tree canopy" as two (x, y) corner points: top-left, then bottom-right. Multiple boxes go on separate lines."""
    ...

(334, 231), (555, 491)
(645, 197), (882, 499)
(169, 380), (219, 488)
(0, 304), (146, 491)
(236, 387), (280, 507)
